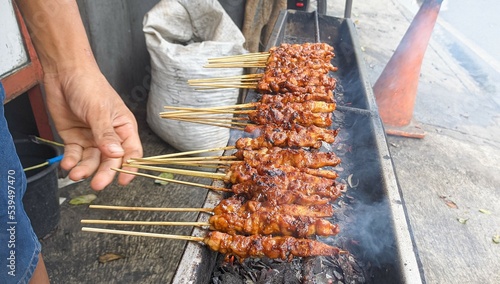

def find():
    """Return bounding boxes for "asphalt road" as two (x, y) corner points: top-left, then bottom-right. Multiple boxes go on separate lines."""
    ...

(399, 0), (500, 106)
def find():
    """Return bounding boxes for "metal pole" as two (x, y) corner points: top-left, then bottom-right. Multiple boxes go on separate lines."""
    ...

(344, 0), (353, 18)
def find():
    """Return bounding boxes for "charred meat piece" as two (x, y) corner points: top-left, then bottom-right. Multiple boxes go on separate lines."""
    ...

(213, 196), (334, 218)
(257, 69), (337, 94)
(231, 174), (344, 204)
(224, 162), (338, 184)
(236, 124), (339, 149)
(209, 211), (339, 238)
(258, 90), (336, 104)
(203, 231), (342, 261)
(233, 147), (341, 169)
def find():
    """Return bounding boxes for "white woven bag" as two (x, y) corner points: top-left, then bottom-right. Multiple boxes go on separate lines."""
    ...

(144, 0), (246, 154)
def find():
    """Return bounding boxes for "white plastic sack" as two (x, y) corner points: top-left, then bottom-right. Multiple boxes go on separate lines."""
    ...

(143, 0), (246, 154)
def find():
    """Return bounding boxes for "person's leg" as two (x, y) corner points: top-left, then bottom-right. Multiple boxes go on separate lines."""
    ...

(0, 83), (45, 283)
(29, 254), (49, 284)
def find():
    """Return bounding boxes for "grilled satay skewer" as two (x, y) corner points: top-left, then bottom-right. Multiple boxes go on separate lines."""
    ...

(205, 43), (336, 68)
(161, 101), (336, 115)
(208, 211), (339, 237)
(231, 174), (344, 203)
(236, 124), (339, 149)
(258, 91), (335, 103)
(82, 227), (344, 261)
(83, 209), (338, 238)
(191, 43), (337, 93)
(112, 168), (338, 206)
(225, 161), (339, 182)
(130, 147), (341, 170)
(123, 160), (339, 184)
(188, 69), (336, 94)
(212, 195), (334, 218)
(89, 197), (334, 218)
(161, 101), (336, 128)
(205, 231), (342, 261)
(233, 147), (341, 169)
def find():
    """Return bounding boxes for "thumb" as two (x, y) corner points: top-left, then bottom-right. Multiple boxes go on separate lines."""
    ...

(90, 117), (124, 158)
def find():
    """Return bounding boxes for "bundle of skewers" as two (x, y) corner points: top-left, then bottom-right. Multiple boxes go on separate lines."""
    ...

(82, 42), (348, 261)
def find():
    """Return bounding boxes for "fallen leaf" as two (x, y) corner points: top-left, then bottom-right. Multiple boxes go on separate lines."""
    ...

(69, 194), (97, 205)
(493, 235), (500, 244)
(98, 253), (125, 263)
(439, 195), (458, 209)
(457, 218), (468, 224)
(479, 209), (491, 215)
(155, 172), (174, 185)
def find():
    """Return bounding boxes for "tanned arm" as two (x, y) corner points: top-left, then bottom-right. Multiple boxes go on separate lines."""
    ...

(15, 0), (143, 190)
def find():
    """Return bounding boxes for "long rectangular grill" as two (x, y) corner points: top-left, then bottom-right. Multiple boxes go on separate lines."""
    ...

(172, 10), (422, 284)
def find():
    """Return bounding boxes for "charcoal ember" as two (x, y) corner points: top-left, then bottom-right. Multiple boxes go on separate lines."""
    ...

(212, 257), (302, 284)
(302, 255), (366, 284)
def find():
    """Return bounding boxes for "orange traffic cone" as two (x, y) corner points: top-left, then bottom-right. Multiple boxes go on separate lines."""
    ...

(373, 0), (443, 138)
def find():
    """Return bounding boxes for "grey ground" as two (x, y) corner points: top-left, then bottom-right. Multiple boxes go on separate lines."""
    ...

(41, 0), (500, 283)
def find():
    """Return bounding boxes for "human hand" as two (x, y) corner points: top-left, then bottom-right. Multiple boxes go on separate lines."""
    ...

(43, 67), (143, 190)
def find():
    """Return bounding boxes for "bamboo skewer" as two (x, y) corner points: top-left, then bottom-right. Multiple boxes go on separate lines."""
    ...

(161, 117), (246, 130)
(89, 204), (213, 213)
(204, 52), (269, 68)
(121, 164), (227, 180)
(81, 219), (211, 227)
(189, 74), (262, 82)
(188, 74), (262, 89)
(138, 146), (235, 161)
(82, 227), (204, 242)
(163, 103), (256, 111)
(111, 168), (230, 192)
(127, 160), (236, 166)
(207, 52), (269, 62)
(129, 155), (236, 163)
(127, 155), (238, 168)
(161, 109), (253, 116)
(159, 103), (259, 129)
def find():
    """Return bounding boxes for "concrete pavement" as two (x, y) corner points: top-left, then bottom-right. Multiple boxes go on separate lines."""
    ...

(328, 0), (500, 283)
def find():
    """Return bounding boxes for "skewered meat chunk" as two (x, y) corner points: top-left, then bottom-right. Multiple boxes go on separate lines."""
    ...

(203, 231), (341, 261)
(258, 90), (336, 104)
(254, 101), (336, 113)
(213, 196), (334, 218)
(266, 43), (336, 69)
(257, 69), (337, 94)
(268, 43), (335, 59)
(225, 162), (338, 184)
(257, 43), (338, 94)
(233, 147), (341, 169)
(237, 125), (339, 149)
(231, 174), (344, 203)
(209, 211), (339, 237)
(248, 106), (333, 128)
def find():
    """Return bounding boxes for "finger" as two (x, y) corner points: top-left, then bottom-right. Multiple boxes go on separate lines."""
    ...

(67, 147), (101, 181)
(89, 114), (125, 159)
(89, 155), (122, 191)
(60, 144), (83, 171)
(113, 117), (143, 185)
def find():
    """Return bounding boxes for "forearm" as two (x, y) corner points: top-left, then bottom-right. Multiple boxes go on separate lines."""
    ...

(15, 0), (98, 74)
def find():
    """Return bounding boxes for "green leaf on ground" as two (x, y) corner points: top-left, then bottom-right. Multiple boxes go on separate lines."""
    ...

(457, 218), (469, 224)
(155, 172), (175, 185)
(479, 209), (491, 215)
(69, 194), (97, 205)
(492, 235), (500, 244)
